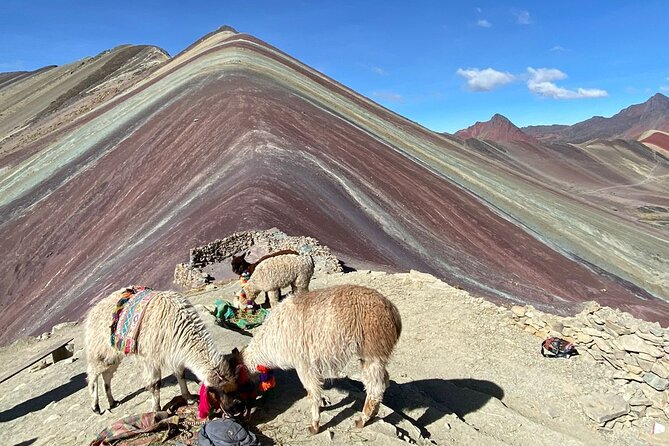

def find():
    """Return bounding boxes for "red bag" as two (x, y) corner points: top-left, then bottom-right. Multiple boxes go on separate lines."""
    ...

(541, 337), (578, 358)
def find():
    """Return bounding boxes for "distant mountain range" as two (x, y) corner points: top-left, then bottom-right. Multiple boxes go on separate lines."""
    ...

(455, 93), (669, 144)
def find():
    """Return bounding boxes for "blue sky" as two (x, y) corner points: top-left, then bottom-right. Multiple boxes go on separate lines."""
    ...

(1, 1), (668, 133)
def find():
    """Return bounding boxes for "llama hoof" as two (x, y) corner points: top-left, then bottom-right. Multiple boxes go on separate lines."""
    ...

(92, 404), (101, 414)
(109, 400), (120, 409)
(354, 417), (366, 429)
(308, 424), (320, 435)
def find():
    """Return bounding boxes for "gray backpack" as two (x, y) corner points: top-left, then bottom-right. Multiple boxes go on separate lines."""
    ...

(198, 418), (258, 446)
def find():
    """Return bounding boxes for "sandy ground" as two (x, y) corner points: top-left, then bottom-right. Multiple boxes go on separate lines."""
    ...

(0, 270), (653, 445)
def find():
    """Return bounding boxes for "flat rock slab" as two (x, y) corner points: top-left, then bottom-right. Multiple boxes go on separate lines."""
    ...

(618, 335), (664, 357)
(580, 393), (630, 424)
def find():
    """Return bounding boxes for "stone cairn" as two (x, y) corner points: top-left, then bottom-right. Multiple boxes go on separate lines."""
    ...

(510, 301), (669, 430)
(174, 228), (342, 288)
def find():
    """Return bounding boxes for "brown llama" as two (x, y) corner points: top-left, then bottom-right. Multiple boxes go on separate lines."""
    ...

(236, 284), (402, 434)
(231, 249), (299, 275)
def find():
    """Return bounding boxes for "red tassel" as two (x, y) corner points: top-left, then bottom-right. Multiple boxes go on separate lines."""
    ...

(256, 365), (276, 392)
(198, 384), (211, 419)
(259, 376), (276, 392)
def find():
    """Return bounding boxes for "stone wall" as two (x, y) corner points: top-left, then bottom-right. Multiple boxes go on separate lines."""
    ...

(510, 301), (669, 429)
(174, 228), (342, 288)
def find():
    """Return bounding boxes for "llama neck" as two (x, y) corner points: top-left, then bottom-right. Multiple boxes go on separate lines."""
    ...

(183, 342), (223, 385)
(242, 339), (275, 371)
(247, 261), (257, 275)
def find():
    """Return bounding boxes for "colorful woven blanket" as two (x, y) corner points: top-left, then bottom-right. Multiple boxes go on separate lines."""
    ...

(214, 299), (269, 331)
(110, 286), (155, 355)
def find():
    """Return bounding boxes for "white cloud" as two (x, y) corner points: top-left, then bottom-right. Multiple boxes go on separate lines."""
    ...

(550, 45), (566, 52)
(526, 67), (607, 99)
(661, 86), (669, 93)
(456, 68), (515, 92)
(516, 10), (532, 25)
(476, 7), (482, 13)
(371, 66), (387, 76)
(527, 67), (567, 83)
(371, 91), (403, 103)
(477, 19), (492, 28)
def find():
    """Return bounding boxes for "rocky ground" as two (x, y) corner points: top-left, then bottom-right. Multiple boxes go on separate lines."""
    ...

(1, 270), (667, 445)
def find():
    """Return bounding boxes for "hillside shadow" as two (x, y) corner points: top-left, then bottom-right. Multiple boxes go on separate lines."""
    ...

(0, 373), (86, 422)
(248, 371), (503, 439)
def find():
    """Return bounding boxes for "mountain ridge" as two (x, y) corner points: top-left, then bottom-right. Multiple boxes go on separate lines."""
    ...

(522, 93), (669, 143)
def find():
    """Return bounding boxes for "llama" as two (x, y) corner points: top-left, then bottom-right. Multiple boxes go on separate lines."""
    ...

(231, 249), (299, 276)
(237, 253), (314, 308)
(85, 287), (239, 414)
(236, 284), (402, 434)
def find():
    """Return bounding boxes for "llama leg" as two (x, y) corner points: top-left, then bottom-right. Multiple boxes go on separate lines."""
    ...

(176, 367), (195, 402)
(294, 274), (311, 293)
(102, 363), (120, 409)
(87, 365), (102, 414)
(144, 365), (162, 411)
(355, 358), (387, 428)
(296, 367), (324, 435)
(267, 290), (281, 306)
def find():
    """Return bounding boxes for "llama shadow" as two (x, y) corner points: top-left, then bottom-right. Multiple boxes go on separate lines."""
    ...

(248, 370), (503, 439)
(0, 373), (87, 422)
(115, 373), (190, 407)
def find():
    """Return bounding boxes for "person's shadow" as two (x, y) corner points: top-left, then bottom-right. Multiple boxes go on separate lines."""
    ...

(11, 439), (37, 446)
(248, 370), (504, 440)
(0, 373), (87, 422)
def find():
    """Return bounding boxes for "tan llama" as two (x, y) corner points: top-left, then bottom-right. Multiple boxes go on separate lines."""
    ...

(237, 284), (402, 434)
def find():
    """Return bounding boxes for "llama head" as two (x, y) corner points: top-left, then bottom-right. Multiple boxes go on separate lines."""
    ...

(202, 348), (246, 416)
(231, 252), (250, 275)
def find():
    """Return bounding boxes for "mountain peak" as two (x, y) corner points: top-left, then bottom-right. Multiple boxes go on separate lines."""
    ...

(455, 114), (535, 142)
(646, 92), (669, 110)
(490, 112), (510, 120)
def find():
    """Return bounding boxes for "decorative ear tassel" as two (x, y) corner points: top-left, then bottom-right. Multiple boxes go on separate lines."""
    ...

(256, 365), (276, 392)
(198, 383), (211, 419)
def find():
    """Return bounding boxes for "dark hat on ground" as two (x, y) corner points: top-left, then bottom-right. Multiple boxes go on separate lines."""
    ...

(198, 418), (258, 446)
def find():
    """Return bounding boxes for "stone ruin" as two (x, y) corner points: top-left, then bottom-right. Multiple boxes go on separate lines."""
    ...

(510, 301), (669, 430)
(174, 228), (342, 288)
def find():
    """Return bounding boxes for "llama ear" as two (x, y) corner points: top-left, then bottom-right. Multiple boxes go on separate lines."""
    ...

(231, 347), (242, 363)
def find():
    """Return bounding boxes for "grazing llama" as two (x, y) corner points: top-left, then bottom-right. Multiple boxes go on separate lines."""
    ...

(236, 284), (402, 434)
(85, 287), (239, 413)
(234, 253), (314, 308)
